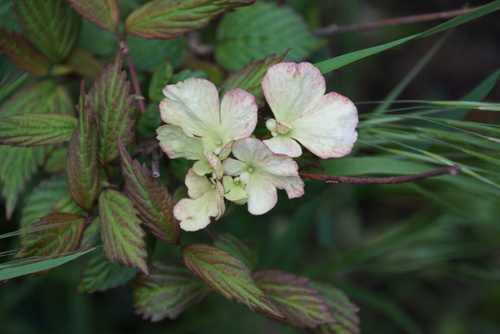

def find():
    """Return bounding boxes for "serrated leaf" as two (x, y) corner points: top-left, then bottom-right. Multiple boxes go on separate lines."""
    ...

(0, 28), (51, 76)
(78, 230), (138, 293)
(0, 80), (74, 117)
(215, 2), (323, 71)
(148, 60), (173, 102)
(219, 52), (286, 105)
(16, 213), (85, 259)
(125, 0), (254, 39)
(87, 51), (136, 163)
(0, 114), (77, 146)
(15, 0), (81, 62)
(66, 84), (100, 211)
(254, 270), (334, 329)
(99, 189), (149, 275)
(20, 174), (70, 228)
(214, 233), (258, 270)
(134, 260), (212, 321)
(182, 244), (285, 319)
(0, 145), (50, 219)
(309, 282), (360, 334)
(68, 0), (119, 33)
(118, 141), (180, 244)
(0, 248), (95, 281)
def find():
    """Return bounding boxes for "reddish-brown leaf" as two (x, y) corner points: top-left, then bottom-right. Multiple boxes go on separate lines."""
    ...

(68, 0), (119, 33)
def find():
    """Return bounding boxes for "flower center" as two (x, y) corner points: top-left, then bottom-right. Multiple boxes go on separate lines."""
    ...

(266, 118), (292, 136)
(213, 140), (223, 155)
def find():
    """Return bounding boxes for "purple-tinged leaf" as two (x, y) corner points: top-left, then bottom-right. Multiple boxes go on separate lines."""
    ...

(308, 282), (360, 334)
(219, 52), (287, 105)
(66, 83), (100, 212)
(16, 213), (85, 259)
(0, 114), (77, 147)
(0, 28), (50, 76)
(254, 270), (334, 329)
(134, 260), (212, 321)
(87, 51), (136, 163)
(214, 233), (258, 270)
(67, 0), (119, 33)
(125, 0), (254, 39)
(118, 141), (180, 244)
(78, 225), (139, 293)
(182, 244), (285, 320)
(15, 0), (81, 62)
(99, 189), (149, 275)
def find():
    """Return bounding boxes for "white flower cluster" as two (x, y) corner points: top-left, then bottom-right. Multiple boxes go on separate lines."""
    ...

(156, 62), (358, 231)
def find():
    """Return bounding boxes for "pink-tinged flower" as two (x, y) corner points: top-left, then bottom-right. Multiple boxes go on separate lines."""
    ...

(222, 138), (305, 215)
(174, 168), (225, 232)
(159, 78), (258, 156)
(262, 62), (358, 159)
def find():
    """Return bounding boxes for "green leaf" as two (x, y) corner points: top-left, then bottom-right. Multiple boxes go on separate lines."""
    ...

(16, 212), (85, 259)
(118, 144), (180, 244)
(0, 248), (95, 281)
(148, 59), (173, 103)
(182, 244), (285, 320)
(66, 83), (100, 211)
(0, 114), (77, 146)
(0, 80), (74, 117)
(118, 141), (180, 244)
(15, 0), (81, 62)
(20, 174), (70, 228)
(99, 189), (149, 275)
(127, 35), (186, 72)
(309, 282), (360, 334)
(0, 28), (51, 76)
(214, 233), (258, 270)
(78, 230), (138, 293)
(254, 270), (334, 329)
(87, 51), (136, 163)
(134, 260), (212, 321)
(219, 52), (286, 105)
(68, 0), (119, 33)
(170, 69), (208, 84)
(0, 146), (50, 219)
(215, 2), (323, 71)
(315, 2), (500, 74)
(137, 103), (163, 138)
(124, 0), (254, 39)
(320, 157), (433, 177)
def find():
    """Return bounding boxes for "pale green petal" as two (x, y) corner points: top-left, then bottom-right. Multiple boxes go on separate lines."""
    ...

(245, 173), (277, 215)
(263, 135), (302, 158)
(222, 158), (248, 176)
(219, 88), (258, 145)
(156, 125), (204, 160)
(222, 176), (249, 205)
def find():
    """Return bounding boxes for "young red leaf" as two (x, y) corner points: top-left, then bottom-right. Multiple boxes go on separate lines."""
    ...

(214, 233), (258, 270)
(0, 114), (77, 146)
(219, 52), (287, 105)
(118, 141), (180, 244)
(124, 0), (254, 39)
(15, 0), (81, 62)
(66, 84), (100, 212)
(87, 51), (136, 163)
(254, 270), (334, 329)
(182, 244), (285, 320)
(16, 213), (85, 259)
(0, 28), (51, 76)
(99, 189), (149, 275)
(134, 260), (212, 321)
(67, 0), (119, 33)
(309, 282), (360, 334)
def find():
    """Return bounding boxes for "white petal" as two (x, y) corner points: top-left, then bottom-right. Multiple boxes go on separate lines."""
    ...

(174, 192), (218, 231)
(222, 158), (248, 176)
(245, 173), (278, 215)
(184, 168), (213, 199)
(263, 136), (302, 158)
(160, 78), (220, 138)
(156, 125), (204, 160)
(219, 88), (258, 144)
(292, 92), (358, 158)
(262, 62), (325, 124)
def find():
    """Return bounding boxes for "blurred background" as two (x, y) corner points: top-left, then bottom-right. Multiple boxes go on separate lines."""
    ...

(1, 0), (499, 333)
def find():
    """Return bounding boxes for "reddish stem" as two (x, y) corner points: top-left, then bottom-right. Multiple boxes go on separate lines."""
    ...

(315, 6), (480, 37)
(120, 41), (146, 114)
(299, 165), (461, 184)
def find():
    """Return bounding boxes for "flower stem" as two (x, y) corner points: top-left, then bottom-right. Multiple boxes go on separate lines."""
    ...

(299, 164), (461, 184)
(120, 41), (146, 114)
(315, 6), (480, 37)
